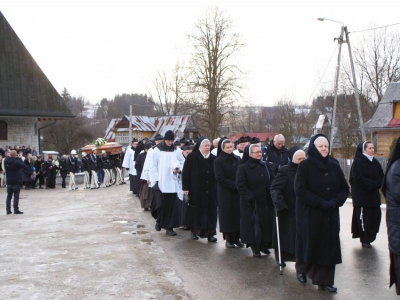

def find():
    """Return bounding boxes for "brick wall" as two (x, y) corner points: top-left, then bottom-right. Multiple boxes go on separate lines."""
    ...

(0, 118), (38, 150)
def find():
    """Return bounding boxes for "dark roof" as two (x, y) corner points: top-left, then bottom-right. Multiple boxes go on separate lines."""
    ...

(0, 11), (74, 119)
(364, 82), (400, 129)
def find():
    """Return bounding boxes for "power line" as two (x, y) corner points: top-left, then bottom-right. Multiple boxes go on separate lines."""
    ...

(351, 22), (400, 33)
(305, 44), (338, 104)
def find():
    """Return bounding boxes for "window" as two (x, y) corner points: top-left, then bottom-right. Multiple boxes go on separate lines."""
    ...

(138, 132), (143, 141)
(0, 120), (7, 140)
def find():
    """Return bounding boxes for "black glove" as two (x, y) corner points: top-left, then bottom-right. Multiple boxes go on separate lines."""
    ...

(328, 199), (338, 210)
(319, 200), (333, 211)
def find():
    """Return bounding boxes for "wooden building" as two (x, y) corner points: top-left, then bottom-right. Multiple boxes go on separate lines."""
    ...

(0, 11), (74, 151)
(104, 115), (198, 146)
(364, 82), (400, 158)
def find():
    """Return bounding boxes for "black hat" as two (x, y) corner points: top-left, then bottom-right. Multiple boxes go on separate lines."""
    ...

(154, 134), (164, 141)
(174, 140), (181, 146)
(144, 143), (152, 150)
(242, 135), (251, 143)
(164, 130), (175, 141)
(250, 137), (260, 144)
(131, 138), (138, 143)
(143, 137), (149, 141)
(180, 137), (187, 144)
(181, 145), (193, 151)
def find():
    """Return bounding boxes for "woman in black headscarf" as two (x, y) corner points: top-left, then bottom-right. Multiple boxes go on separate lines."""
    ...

(350, 141), (384, 248)
(270, 146), (306, 268)
(182, 137), (218, 242)
(214, 138), (242, 248)
(382, 136), (400, 296)
(236, 144), (275, 258)
(294, 134), (349, 293)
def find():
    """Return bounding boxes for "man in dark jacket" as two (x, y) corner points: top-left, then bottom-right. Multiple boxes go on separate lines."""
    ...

(4, 150), (31, 214)
(263, 134), (289, 175)
(33, 156), (44, 189)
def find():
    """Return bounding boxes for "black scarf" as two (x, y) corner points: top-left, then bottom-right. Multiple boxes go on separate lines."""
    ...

(307, 134), (332, 171)
(157, 141), (176, 152)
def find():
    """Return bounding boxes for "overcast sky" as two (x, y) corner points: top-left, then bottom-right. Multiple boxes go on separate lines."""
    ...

(1, 0), (400, 106)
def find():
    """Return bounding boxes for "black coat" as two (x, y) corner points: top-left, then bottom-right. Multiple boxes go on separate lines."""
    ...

(384, 159), (400, 255)
(236, 157), (274, 246)
(270, 162), (297, 256)
(295, 158), (349, 266)
(214, 151), (241, 233)
(22, 158), (33, 182)
(58, 159), (68, 175)
(135, 151), (147, 183)
(81, 156), (90, 172)
(89, 154), (98, 172)
(67, 156), (79, 173)
(42, 160), (54, 179)
(182, 150), (217, 229)
(350, 154), (384, 207)
(263, 140), (289, 175)
(4, 157), (31, 185)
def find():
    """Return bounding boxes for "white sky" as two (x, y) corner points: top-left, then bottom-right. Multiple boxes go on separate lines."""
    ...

(1, 0), (400, 106)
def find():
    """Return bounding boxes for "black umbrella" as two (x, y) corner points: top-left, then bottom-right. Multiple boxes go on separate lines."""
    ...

(251, 201), (262, 255)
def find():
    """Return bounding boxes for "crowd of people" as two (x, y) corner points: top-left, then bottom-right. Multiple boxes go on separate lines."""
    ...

(2, 133), (400, 295)
(123, 131), (400, 295)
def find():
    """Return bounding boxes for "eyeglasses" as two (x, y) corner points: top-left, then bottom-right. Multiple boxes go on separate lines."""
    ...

(251, 151), (262, 154)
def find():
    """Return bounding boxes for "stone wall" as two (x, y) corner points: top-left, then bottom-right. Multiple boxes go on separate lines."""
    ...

(0, 117), (39, 150)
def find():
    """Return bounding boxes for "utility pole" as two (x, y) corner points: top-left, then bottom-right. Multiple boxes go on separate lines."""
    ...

(344, 26), (366, 141)
(318, 18), (367, 146)
(330, 26), (344, 153)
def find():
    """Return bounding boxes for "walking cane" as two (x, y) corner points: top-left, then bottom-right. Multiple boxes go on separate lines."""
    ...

(275, 208), (283, 275)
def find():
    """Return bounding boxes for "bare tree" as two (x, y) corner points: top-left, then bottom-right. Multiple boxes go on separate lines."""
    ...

(186, 7), (244, 139)
(148, 63), (186, 116)
(273, 96), (313, 148)
(343, 27), (400, 105)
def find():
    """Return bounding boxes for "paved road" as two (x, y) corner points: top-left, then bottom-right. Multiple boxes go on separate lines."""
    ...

(0, 184), (397, 299)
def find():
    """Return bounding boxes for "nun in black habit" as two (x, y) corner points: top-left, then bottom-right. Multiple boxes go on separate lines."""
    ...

(382, 137), (400, 295)
(294, 134), (349, 293)
(270, 146), (306, 266)
(214, 138), (243, 248)
(236, 144), (275, 258)
(350, 141), (384, 248)
(182, 137), (218, 242)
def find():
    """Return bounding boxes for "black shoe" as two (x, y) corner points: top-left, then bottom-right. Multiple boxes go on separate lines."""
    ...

(6, 211), (12, 215)
(208, 236), (217, 243)
(155, 223), (161, 231)
(318, 285), (337, 292)
(166, 229), (177, 236)
(262, 248), (271, 255)
(277, 261), (286, 267)
(14, 211), (24, 214)
(253, 252), (261, 258)
(226, 241), (236, 248)
(297, 272), (307, 283)
(191, 233), (199, 240)
(362, 243), (372, 248)
(234, 240), (245, 248)
(182, 227), (190, 231)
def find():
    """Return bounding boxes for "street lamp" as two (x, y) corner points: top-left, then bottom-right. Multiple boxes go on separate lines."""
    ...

(318, 17), (366, 152)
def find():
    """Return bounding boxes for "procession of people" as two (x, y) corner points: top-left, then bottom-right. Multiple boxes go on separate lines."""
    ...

(3, 132), (400, 295)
